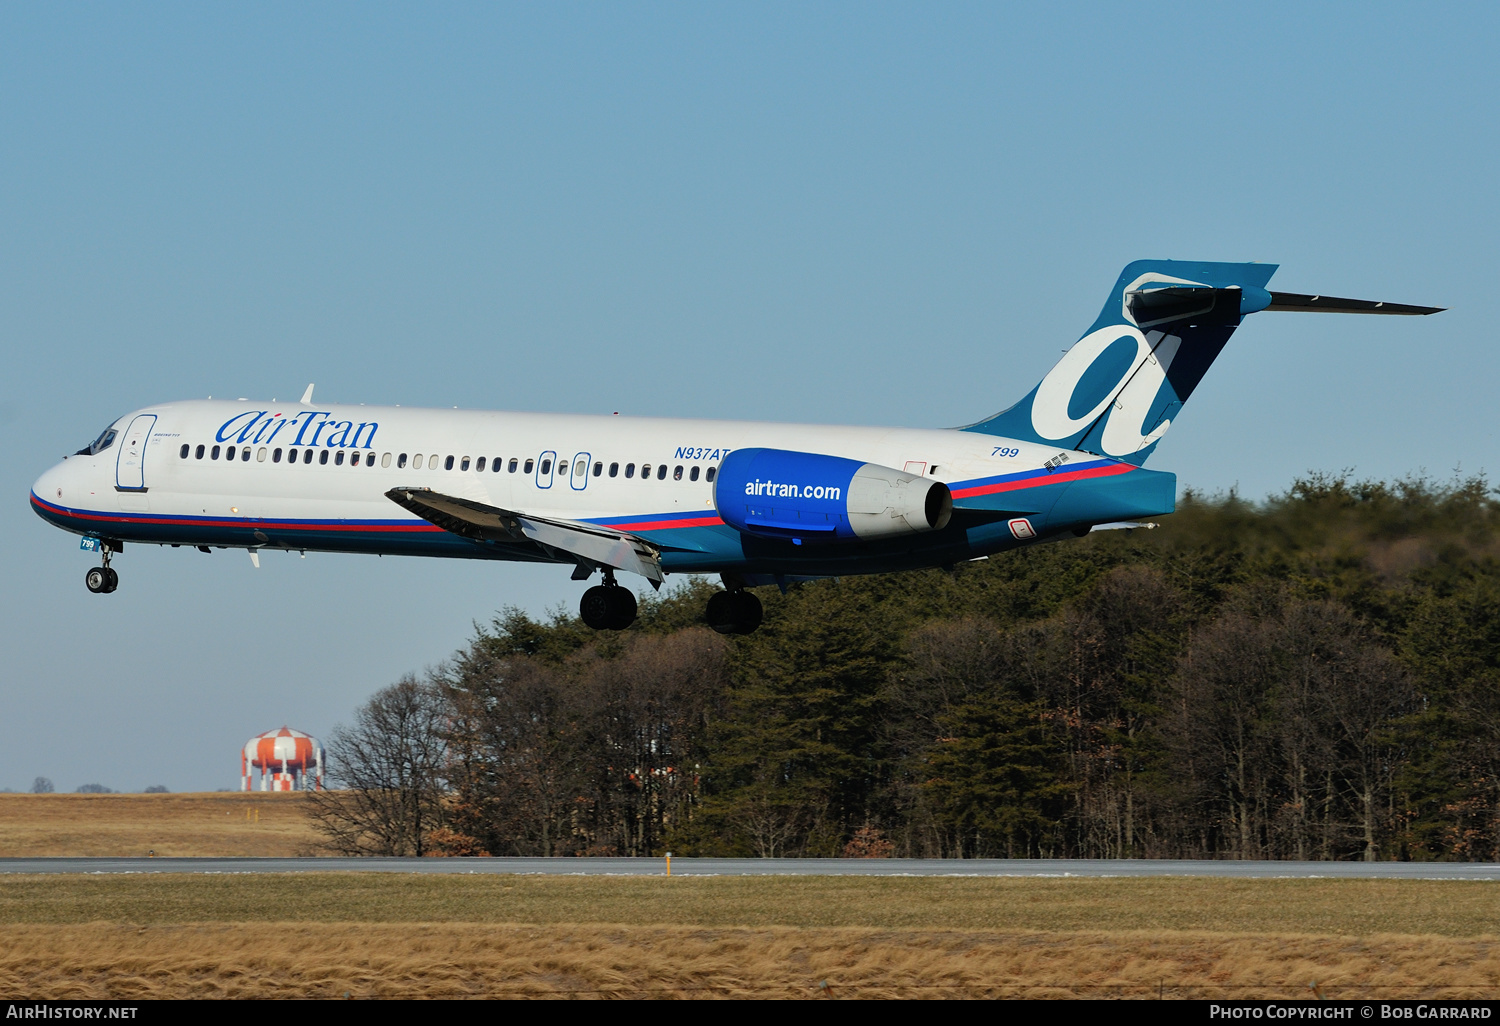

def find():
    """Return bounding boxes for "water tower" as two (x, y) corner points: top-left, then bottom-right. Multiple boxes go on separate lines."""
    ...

(241, 726), (324, 791)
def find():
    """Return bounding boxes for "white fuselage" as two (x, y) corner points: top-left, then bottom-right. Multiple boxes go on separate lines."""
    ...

(34, 398), (1122, 582)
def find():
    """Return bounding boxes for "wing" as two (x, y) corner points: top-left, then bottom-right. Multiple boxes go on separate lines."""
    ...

(384, 487), (664, 586)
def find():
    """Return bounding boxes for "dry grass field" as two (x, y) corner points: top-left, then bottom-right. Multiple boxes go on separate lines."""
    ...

(3, 796), (1497, 999)
(3, 874), (1500, 999)
(7, 921), (1500, 1000)
(0, 792), (321, 857)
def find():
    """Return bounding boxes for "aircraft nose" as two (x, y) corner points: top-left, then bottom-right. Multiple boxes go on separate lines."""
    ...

(31, 459), (76, 510)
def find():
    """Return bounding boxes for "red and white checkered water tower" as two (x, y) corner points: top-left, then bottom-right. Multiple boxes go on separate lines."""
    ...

(241, 726), (324, 791)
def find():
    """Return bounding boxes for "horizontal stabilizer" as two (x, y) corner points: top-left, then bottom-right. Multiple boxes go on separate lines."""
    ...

(1265, 292), (1445, 316)
(385, 487), (663, 584)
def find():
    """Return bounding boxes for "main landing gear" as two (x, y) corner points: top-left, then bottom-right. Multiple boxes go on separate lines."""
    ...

(579, 571), (638, 631)
(85, 545), (118, 594)
(706, 589), (763, 636)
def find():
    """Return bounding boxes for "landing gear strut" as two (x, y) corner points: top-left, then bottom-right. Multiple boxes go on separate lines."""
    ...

(706, 589), (762, 635)
(85, 545), (118, 594)
(579, 570), (638, 630)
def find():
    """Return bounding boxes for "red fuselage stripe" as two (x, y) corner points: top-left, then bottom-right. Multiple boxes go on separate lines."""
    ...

(948, 461), (1132, 500)
(605, 515), (724, 532)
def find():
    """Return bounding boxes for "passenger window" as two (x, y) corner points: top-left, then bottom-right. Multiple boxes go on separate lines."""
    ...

(225, 446), (235, 462)
(179, 444), (189, 459)
(690, 466), (700, 481)
(625, 463), (635, 478)
(609, 462), (619, 477)
(351, 451), (361, 466)
(641, 464), (651, 479)
(383, 453), (392, 468)
(319, 450), (330, 465)
(257, 447), (267, 462)
(706, 466), (717, 482)
(525, 459), (535, 474)
(398, 453), (407, 469)
(575, 461), (586, 479)
(195, 444), (205, 459)
(493, 457), (502, 473)
(288, 448), (298, 463)
(211, 445), (221, 460)
(273, 448), (282, 463)
(673, 465), (683, 480)
(413, 453), (424, 468)
(367, 452), (375, 467)
(444, 455), (454, 470)
(242, 447), (250, 461)
(657, 465), (668, 480)
(509, 459), (518, 473)
(593, 462), (602, 477)
(335, 451), (345, 466)
(304, 449), (314, 464)
(476, 457), (485, 472)
(540, 459), (551, 475)
(461, 456), (470, 471)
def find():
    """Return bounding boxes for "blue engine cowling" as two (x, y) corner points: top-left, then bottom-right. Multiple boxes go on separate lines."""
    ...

(714, 448), (953, 542)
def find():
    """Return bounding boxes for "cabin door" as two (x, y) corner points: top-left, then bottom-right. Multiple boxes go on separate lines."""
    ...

(115, 414), (156, 491)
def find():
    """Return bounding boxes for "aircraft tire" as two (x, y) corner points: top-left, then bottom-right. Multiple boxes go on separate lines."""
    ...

(580, 586), (614, 630)
(103, 568), (119, 593)
(731, 590), (763, 634)
(606, 587), (637, 630)
(705, 590), (737, 634)
(85, 567), (108, 594)
(707, 590), (763, 635)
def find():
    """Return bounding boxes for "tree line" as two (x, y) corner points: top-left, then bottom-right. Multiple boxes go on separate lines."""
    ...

(309, 473), (1500, 861)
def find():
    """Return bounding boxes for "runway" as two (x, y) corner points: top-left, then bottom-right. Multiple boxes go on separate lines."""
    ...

(3, 857), (1500, 878)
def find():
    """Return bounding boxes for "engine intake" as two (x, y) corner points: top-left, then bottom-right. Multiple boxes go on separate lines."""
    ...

(714, 448), (952, 542)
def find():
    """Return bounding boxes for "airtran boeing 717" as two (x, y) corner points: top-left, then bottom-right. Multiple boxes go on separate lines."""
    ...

(30, 260), (1441, 634)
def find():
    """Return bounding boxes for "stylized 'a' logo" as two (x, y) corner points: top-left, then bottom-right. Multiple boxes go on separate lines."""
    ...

(1029, 273), (1203, 457)
(1030, 325), (1151, 443)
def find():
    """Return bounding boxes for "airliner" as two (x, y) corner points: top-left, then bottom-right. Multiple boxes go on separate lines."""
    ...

(30, 260), (1441, 634)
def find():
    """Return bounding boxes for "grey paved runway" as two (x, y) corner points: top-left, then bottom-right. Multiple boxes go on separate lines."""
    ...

(3, 857), (1500, 878)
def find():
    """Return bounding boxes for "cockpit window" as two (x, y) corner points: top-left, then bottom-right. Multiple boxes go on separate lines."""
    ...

(76, 428), (117, 456)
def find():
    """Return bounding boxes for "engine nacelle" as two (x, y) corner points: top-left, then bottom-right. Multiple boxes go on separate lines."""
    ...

(714, 448), (952, 542)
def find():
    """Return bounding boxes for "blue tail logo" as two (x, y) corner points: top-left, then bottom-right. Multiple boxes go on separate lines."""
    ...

(965, 259), (1279, 465)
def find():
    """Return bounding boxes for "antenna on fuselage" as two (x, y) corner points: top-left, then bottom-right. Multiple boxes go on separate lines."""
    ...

(300, 383), (315, 406)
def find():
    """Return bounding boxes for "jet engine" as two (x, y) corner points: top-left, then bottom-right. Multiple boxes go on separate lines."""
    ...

(714, 447), (952, 542)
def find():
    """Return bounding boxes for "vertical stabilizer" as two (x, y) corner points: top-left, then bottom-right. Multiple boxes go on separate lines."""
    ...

(964, 260), (1278, 466)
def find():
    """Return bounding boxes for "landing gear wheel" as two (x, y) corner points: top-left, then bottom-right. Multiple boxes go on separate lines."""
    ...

(706, 590), (763, 635)
(580, 586), (614, 629)
(580, 585), (638, 631)
(102, 567), (119, 593)
(85, 567), (108, 594)
(606, 587), (637, 630)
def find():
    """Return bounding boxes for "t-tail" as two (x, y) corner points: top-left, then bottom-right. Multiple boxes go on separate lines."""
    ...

(964, 259), (1443, 466)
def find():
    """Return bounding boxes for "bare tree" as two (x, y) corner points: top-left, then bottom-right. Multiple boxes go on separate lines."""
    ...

(729, 792), (812, 858)
(307, 676), (450, 856)
(30, 777), (53, 794)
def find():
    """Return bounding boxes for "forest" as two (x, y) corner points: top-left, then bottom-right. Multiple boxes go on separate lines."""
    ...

(308, 473), (1500, 861)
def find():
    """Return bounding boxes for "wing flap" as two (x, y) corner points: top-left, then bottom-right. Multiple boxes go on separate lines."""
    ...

(385, 487), (664, 584)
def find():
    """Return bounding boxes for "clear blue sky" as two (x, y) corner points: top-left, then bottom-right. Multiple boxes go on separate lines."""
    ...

(1, 3), (1492, 792)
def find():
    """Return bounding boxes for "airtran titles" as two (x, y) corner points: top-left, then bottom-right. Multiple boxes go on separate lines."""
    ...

(215, 410), (378, 450)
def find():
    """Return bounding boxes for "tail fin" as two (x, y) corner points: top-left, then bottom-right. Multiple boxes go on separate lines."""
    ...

(964, 259), (1278, 465)
(966, 259), (1444, 465)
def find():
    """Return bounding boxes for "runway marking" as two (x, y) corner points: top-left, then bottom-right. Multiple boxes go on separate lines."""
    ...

(3, 857), (1499, 879)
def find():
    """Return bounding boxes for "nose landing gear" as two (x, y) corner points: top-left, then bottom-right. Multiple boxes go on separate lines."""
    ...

(85, 545), (119, 594)
(579, 570), (638, 630)
(706, 589), (763, 635)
